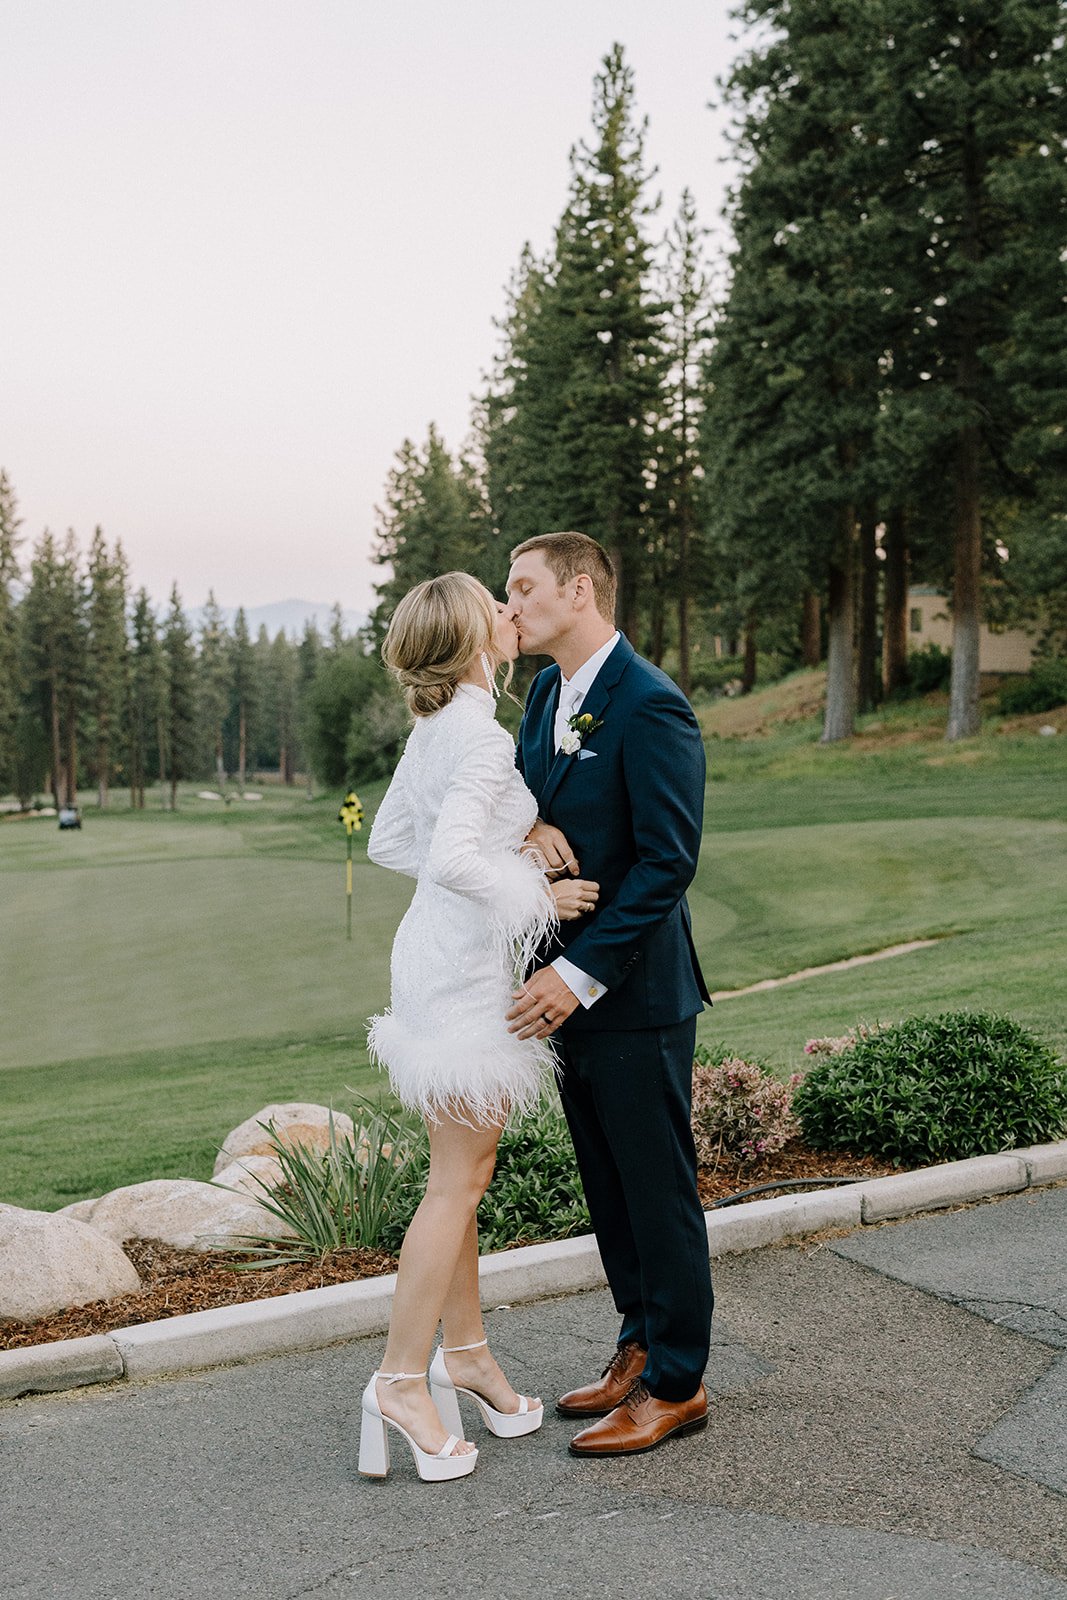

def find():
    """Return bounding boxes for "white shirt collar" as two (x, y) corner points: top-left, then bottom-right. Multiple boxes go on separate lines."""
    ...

(561, 631), (621, 700)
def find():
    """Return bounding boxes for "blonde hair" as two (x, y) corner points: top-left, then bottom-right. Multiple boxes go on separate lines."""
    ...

(383, 572), (499, 717)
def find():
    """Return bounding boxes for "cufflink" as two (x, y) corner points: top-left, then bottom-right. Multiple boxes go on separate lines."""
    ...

(588, 985), (599, 997)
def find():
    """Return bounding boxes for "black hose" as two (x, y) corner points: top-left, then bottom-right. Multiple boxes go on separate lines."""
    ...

(710, 1175), (864, 1209)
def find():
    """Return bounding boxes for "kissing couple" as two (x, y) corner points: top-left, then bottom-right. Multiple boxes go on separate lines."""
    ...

(360, 530), (713, 1482)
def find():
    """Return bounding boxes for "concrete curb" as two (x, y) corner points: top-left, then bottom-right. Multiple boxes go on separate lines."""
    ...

(3, 1139), (1066, 1403)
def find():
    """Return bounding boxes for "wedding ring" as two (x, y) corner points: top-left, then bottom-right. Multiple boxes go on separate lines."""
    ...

(541, 1012), (552, 1024)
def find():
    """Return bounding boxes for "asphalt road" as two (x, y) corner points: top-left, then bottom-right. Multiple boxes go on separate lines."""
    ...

(2, 1185), (1065, 1600)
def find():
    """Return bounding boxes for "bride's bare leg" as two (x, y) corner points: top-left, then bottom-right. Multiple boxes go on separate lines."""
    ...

(440, 1215), (541, 1415)
(376, 1111), (501, 1453)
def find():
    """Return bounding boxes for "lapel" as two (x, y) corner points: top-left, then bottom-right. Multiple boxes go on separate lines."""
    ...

(539, 634), (634, 816)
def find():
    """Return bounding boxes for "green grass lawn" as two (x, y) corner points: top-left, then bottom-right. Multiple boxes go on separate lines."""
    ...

(3, 694), (1065, 1212)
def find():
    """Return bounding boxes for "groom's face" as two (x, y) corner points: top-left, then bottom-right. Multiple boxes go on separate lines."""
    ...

(505, 551), (573, 656)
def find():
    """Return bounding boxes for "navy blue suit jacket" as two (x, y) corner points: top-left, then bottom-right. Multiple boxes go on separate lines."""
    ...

(516, 635), (711, 1033)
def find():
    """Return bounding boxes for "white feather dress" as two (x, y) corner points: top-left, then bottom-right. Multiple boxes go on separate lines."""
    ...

(366, 683), (558, 1126)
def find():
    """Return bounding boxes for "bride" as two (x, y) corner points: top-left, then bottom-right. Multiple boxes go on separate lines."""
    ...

(359, 572), (599, 1482)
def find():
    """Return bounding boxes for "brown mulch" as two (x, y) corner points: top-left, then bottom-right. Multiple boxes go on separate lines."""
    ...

(1, 1238), (398, 1352)
(4, 1142), (896, 1353)
(696, 1139), (896, 1209)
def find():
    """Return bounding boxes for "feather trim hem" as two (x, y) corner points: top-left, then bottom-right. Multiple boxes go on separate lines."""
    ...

(366, 1011), (559, 1129)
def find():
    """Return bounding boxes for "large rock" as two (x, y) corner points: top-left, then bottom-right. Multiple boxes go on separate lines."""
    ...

(213, 1103), (355, 1177)
(0, 1204), (142, 1326)
(212, 1154), (285, 1196)
(59, 1179), (295, 1252)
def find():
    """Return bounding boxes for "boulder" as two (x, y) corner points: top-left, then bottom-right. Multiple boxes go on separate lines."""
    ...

(213, 1103), (355, 1177)
(0, 1203), (141, 1326)
(59, 1178), (295, 1252)
(212, 1154), (285, 1196)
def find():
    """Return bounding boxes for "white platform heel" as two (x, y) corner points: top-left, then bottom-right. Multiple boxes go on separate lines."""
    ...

(358, 1371), (478, 1482)
(429, 1338), (544, 1439)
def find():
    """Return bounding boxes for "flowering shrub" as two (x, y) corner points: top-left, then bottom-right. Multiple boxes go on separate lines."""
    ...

(803, 1023), (883, 1059)
(691, 1054), (802, 1167)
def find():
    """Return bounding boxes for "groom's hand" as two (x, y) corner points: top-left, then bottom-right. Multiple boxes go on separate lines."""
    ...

(507, 967), (580, 1039)
(523, 820), (579, 878)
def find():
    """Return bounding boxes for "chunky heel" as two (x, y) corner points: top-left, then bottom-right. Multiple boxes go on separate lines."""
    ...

(359, 1370), (478, 1484)
(357, 1405), (390, 1478)
(431, 1340), (544, 1440)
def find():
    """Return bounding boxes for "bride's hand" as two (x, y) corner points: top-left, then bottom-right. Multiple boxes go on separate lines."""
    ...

(550, 878), (599, 921)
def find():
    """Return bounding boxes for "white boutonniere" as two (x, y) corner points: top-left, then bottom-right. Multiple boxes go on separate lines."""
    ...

(560, 711), (604, 756)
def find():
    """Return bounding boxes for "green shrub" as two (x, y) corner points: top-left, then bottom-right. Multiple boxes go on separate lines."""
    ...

(475, 1101), (589, 1251)
(691, 1053), (801, 1166)
(904, 643), (952, 695)
(794, 1011), (1067, 1167)
(997, 657), (1067, 716)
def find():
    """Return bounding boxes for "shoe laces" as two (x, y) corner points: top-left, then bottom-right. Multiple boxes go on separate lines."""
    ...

(601, 1342), (641, 1380)
(623, 1379), (651, 1412)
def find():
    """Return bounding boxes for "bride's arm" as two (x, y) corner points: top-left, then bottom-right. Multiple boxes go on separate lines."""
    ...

(424, 728), (554, 932)
(367, 754), (419, 878)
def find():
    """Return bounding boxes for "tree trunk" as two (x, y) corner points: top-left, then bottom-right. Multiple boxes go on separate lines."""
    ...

(741, 613), (758, 694)
(157, 714), (168, 809)
(215, 729), (225, 788)
(821, 509), (856, 743)
(946, 422), (983, 739)
(97, 728), (109, 809)
(801, 590), (821, 668)
(65, 692), (77, 807)
(882, 507), (909, 696)
(238, 702), (247, 794)
(649, 585), (665, 667)
(677, 506), (693, 697)
(49, 680), (62, 810)
(856, 505), (880, 714)
(170, 773), (178, 810)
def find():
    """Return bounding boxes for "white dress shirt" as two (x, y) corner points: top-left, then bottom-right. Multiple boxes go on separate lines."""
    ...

(549, 631), (619, 1010)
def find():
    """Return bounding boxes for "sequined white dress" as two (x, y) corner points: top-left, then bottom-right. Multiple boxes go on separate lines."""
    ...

(366, 683), (558, 1126)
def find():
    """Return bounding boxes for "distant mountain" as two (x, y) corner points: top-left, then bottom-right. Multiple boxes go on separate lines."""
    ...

(187, 599), (368, 639)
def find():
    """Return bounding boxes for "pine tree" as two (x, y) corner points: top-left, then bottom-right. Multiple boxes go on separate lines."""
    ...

(268, 630), (298, 784)
(0, 471), (23, 793)
(229, 607), (257, 794)
(22, 531), (85, 805)
(127, 589), (160, 809)
(296, 619), (321, 797)
(479, 46), (663, 637)
(161, 585), (197, 809)
(197, 592), (230, 788)
(370, 426), (494, 637)
(872, 0), (1067, 737)
(85, 528), (128, 807)
(650, 190), (713, 692)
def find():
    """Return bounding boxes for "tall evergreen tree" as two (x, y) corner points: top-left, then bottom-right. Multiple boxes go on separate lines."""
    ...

(197, 592), (230, 787)
(872, 0), (1067, 737)
(161, 585), (197, 809)
(370, 426), (494, 637)
(85, 528), (128, 807)
(127, 588), (161, 809)
(650, 189), (713, 692)
(229, 607), (257, 794)
(0, 471), (23, 792)
(22, 531), (85, 805)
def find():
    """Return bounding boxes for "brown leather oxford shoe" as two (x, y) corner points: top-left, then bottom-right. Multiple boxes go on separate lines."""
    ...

(568, 1379), (708, 1456)
(555, 1340), (649, 1418)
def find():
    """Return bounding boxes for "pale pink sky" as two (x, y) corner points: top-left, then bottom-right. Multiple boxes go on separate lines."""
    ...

(2, 0), (741, 616)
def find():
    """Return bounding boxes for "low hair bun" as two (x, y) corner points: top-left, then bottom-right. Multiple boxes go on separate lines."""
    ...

(382, 573), (497, 719)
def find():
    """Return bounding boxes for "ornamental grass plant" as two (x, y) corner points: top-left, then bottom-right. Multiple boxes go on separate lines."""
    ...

(794, 1010), (1067, 1168)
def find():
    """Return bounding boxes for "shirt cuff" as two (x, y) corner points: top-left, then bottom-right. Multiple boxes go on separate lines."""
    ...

(552, 956), (608, 1009)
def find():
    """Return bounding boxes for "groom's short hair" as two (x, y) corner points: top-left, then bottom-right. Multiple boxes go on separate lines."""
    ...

(510, 532), (617, 622)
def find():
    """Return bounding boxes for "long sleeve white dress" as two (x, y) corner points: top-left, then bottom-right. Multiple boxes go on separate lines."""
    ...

(366, 682), (558, 1127)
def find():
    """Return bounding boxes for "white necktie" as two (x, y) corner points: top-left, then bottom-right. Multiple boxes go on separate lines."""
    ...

(554, 681), (583, 752)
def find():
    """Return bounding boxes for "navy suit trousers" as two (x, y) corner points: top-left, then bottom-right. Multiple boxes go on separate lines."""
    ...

(555, 1017), (714, 1401)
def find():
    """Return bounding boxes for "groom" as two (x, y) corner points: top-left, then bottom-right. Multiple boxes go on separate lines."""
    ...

(504, 531), (713, 1457)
